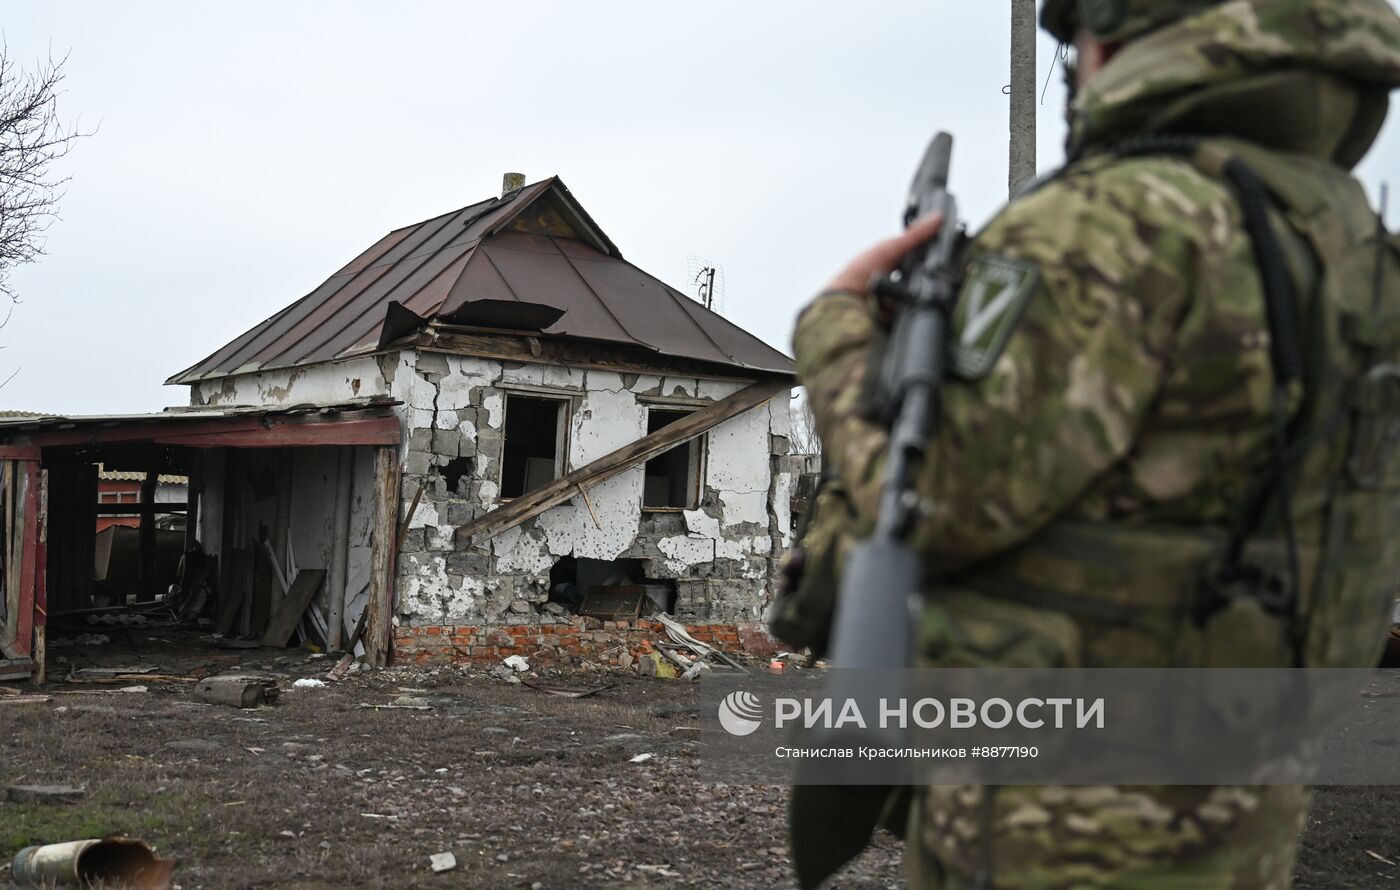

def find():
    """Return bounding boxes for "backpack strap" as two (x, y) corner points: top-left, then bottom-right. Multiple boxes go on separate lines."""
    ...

(1113, 135), (1310, 660)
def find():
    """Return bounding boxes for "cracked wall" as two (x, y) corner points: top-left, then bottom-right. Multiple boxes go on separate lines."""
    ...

(395, 352), (792, 629)
(185, 348), (792, 633)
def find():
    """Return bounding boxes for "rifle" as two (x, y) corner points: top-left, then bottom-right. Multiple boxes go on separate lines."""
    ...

(789, 132), (963, 890)
(827, 131), (962, 676)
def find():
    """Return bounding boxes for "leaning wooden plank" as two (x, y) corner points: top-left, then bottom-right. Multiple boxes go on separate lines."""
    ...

(260, 570), (327, 648)
(454, 380), (790, 546)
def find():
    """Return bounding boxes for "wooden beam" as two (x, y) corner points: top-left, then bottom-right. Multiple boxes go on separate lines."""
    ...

(94, 503), (187, 515)
(152, 417), (401, 448)
(365, 446), (399, 667)
(454, 379), (790, 546)
(13, 414), (401, 449)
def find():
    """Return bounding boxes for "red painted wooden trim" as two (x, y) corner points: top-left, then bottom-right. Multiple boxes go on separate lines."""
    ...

(35, 533), (46, 628)
(35, 468), (46, 630)
(0, 446), (40, 460)
(153, 417), (402, 448)
(12, 460), (38, 656)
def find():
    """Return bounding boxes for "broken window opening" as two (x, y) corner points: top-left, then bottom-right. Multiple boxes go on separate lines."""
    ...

(437, 456), (475, 497)
(642, 409), (702, 510)
(500, 395), (567, 499)
(548, 556), (676, 618)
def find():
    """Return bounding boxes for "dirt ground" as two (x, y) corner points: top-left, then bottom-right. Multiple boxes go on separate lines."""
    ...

(0, 631), (1396, 889)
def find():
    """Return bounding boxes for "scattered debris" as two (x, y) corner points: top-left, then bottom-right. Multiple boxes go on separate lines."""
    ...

(520, 680), (613, 699)
(636, 864), (682, 878)
(71, 634), (110, 647)
(652, 613), (750, 674)
(1367, 850), (1397, 866)
(50, 686), (148, 696)
(628, 753), (655, 764)
(429, 852), (457, 874)
(67, 667), (193, 684)
(502, 655), (530, 673)
(194, 676), (279, 709)
(325, 658), (353, 681)
(638, 653), (677, 680)
(6, 785), (85, 805)
(357, 697), (433, 711)
(0, 695), (53, 706)
(10, 837), (175, 889)
(292, 678), (326, 689)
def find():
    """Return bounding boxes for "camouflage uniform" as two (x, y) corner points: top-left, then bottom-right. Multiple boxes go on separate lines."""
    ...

(789, 0), (1400, 886)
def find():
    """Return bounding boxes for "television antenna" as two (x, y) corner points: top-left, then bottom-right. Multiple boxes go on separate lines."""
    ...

(685, 256), (726, 314)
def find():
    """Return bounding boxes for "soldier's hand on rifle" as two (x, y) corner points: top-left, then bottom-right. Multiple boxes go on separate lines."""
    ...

(825, 212), (945, 297)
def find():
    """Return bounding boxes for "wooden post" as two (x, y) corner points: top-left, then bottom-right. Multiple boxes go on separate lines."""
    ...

(364, 446), (400, 667)
(137, 470), (158, 603)
(185, 453), (203, 554)
(326, 448), (353, 651)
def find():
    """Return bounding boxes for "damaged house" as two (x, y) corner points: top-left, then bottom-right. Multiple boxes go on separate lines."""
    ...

(0, 175), (795, 678)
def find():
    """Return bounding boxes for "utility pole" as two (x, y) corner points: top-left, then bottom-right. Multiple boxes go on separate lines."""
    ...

(1009, 0), (1038, 196)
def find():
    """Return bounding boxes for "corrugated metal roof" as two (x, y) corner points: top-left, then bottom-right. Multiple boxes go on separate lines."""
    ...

(97, 465), (188, 484)
(167, 178), (793, 384)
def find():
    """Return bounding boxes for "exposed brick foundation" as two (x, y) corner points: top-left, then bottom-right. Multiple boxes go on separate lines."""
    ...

(392, 618), (780, 666)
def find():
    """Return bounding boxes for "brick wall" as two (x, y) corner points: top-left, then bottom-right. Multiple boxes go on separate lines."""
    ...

(392, 618), (781, 666)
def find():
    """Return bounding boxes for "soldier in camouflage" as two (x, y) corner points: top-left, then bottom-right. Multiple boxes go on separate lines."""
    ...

(782, 0), (1400, 887)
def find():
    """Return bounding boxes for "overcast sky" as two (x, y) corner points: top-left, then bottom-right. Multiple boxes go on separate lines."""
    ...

(2, 2), (1397, 414)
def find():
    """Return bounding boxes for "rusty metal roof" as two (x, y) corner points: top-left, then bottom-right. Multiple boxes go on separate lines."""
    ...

(168, 178), (793, 384)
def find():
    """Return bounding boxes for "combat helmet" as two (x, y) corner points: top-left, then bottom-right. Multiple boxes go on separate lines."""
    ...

(1040, 0), (1228, 43)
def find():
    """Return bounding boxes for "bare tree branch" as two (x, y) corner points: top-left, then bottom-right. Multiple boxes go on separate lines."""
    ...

(0, 42), (87, 302)
(788, 392), (822, 457)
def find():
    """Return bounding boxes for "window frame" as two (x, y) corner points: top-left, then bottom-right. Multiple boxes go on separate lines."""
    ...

(496, 390), (573, 502)
(638, 402), (707, 512)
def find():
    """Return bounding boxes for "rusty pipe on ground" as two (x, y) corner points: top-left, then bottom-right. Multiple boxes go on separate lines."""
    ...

(11, 837), (175, 889)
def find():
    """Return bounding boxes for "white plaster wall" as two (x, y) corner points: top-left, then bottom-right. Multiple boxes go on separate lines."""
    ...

(395, 349), (793, 626)
(189, 354), (407, 408)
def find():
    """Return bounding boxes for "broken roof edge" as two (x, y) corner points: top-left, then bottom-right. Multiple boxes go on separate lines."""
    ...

(172, 322), (793, 389)
(419, 323), (797, 383)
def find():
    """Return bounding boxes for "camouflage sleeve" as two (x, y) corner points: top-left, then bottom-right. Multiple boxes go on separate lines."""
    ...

(794, 157), (1238, 574)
